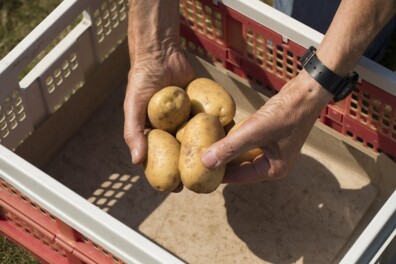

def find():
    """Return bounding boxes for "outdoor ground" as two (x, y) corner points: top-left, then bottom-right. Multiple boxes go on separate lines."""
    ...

(0, 0), (395, 263)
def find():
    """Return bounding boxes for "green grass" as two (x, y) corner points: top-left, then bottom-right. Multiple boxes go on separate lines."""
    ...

(0, 0), (62, 59)
(0, 237), (39, 264)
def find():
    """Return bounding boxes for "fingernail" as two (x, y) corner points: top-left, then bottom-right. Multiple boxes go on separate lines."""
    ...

(131, 148), (139, 163)
(202, 149), (221, 168)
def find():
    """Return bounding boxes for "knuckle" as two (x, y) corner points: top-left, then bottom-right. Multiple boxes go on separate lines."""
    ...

(269, 161), (288, 180)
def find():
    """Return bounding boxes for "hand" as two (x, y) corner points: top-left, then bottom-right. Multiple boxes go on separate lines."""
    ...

(201, 71), (332, 183)
(124, 47), (194, 164)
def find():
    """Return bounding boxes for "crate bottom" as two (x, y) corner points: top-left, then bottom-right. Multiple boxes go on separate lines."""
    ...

(39, 56), (381, 264)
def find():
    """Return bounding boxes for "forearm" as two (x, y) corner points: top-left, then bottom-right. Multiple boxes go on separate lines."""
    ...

(128, 0), (180, 63)
(317, 0), (396, 76)
(296, 0), (396, 114)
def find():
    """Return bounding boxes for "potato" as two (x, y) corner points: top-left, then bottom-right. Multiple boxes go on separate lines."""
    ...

(227, 119), (264, 165)
(144, 129), (181, 192)
(176, 121), (188, 143)
(148, 86), (191, 133)
(186, 78), (236, 127)
(179, 113), (225, 193)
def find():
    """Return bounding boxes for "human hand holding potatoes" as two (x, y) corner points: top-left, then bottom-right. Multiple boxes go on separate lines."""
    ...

(143, 77), (266, 193)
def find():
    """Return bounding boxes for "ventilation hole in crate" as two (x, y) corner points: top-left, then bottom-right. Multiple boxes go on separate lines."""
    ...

(362, 100), (369, 108)
(367, 142), (374, 149)
(214, 19), (222, 29)
(247, 74), (253, 81)
(384, 104), (392, 113)
(286, 67), (293, 75)
(217, 57), (223, 63)
(372, 113), (379, 121)
(276, 61), (283, 69)
(55, 76), (63, 86)
(361, 107), (368, 115)
(297, 64), (302, 71)
(1, 128), (9, 138)
(383, 119), (390, 127)
(113, 255), (121, 263)
(97, 25), (104, 35)
(346, 131), (353, 137)
(287, 50), (293, 58)
(215, 28), (222, 38)
(256, 79), (263, 86)
(356, 136), (364, 143)
(393, 125), (396, 132)
(373, 98), (381, 106)
(276, 45), (283, 53)
(30, 201), (38, 209)
(277, 53), (283, 61)
(17, 112), (26, 122)
(1, 120), (7, 130)
(7, 111), (15, 123)
(350, 102), (358, 110)
(10, 119), (17, 130)
(267, 48), (273, 55)
(286, 58), (293, 66)
(351, 94), (358, 102)
(363, 92), (370, 99)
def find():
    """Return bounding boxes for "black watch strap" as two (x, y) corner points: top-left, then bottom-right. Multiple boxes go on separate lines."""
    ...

(299, 46), (359, 102)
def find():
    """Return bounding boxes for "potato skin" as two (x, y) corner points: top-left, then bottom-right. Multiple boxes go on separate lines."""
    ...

(186, 78), (236, 127)
(176, 121), (188, 143)
(148, 86), (191, 133)
(179, 113), (225, 193)
(144, 129), (181, 192)
(227, 119), (264, 165)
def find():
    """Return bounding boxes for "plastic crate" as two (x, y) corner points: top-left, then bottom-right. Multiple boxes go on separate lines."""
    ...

(179, 0), (396, 160)
(0, 0), (395, 263)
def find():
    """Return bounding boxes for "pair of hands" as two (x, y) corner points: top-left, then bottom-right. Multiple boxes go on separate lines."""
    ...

(124, 47), (332, 184)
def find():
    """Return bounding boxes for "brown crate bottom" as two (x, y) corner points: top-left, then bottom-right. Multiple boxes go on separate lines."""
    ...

(44, 57), (378, 264)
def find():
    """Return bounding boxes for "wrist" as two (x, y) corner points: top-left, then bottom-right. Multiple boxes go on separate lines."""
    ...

(132, 37), (182, 64)
(286, 70), (333, 115)
(128, 0), (180, 64)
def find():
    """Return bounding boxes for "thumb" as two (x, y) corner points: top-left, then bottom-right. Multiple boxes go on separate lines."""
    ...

(201, 121), (256, 168)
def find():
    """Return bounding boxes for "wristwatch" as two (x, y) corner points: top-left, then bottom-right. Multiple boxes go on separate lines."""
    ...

(299, 46), (359, 102)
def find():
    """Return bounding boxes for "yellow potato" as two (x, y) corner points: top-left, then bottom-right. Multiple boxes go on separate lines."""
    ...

(186, 78), (236, 127)
(148, 86), (191, 133)
(227, 119), (264, 165)
(179, 113), (225, 193)
(176, 121), (188, 143)
(144, 129), (181, 192)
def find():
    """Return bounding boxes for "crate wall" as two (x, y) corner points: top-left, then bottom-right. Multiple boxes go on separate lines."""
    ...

(179, 0), (396, 160)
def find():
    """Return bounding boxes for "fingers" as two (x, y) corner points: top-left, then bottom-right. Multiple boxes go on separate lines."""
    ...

(202, 118), (258, 168)
(223, 154), (288, 183)
(123, 76), (154, 164)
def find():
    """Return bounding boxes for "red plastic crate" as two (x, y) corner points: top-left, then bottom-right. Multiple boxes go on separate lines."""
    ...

(0, 178), (124, 264)
(179, 0), (396, 160)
